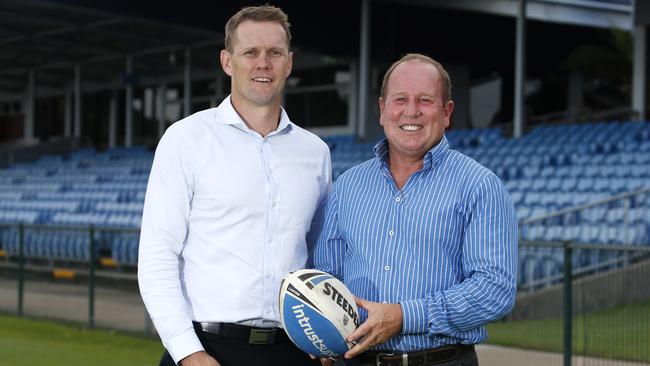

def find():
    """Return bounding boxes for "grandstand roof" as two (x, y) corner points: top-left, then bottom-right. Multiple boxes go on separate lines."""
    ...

(0, 0), (638, 105)
(0, 0), (224, 99)
(414, 0), (633, 30)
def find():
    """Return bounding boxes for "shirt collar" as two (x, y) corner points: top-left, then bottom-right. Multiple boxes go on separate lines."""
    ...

(214, 95), (293, 135)
(373, 135), (449, 170)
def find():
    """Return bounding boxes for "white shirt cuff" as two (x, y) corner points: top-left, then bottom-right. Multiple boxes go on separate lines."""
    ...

(167, 328), (205, 364)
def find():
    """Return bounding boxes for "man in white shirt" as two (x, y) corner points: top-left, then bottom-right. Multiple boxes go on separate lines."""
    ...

(138, 5), (330, 366)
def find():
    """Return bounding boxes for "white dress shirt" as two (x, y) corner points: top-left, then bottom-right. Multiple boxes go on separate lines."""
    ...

(138, 96), (331, 363)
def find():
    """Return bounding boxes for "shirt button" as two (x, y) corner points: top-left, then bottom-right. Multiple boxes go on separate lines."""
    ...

(268, 237), (274, 243)
(395, 197), (401, 203)
(265, 273), (272, 279)
(384, 266), (390, 271)
(389, 230), (394, 236)
(269, 169), (273, 175)
(272, 201), (277, 207)
(266, 308), (272, 314)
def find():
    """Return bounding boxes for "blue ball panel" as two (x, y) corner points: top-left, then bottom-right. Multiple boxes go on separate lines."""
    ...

(282, 293), (349, 357)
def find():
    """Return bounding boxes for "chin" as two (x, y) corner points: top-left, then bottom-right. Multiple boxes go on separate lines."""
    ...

(247, 94), (277, 106)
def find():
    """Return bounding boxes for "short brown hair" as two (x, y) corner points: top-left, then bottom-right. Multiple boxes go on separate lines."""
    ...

(380, 53), (452, 103)
(224, 5), (291, 52)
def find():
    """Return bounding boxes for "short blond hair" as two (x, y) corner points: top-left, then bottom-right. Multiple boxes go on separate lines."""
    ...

(224, 5), (291, 52)
(381, 53), (452, 102)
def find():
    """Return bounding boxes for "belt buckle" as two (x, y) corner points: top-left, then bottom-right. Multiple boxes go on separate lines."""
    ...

(375, 352), (395, 366)
(248, 328), (276, 344)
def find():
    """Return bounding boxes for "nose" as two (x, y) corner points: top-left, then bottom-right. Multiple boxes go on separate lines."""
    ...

(255, 52), (271, 69)
(404, 100), (422, 118)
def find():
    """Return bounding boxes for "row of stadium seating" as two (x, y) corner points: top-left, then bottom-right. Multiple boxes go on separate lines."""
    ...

(0, 121), (648, 284)
(521, 223), (648, 245)
(518, 246), (635, 288)
(1, 228), (139, 264)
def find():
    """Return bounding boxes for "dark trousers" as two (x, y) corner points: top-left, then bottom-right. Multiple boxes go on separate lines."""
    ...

(159, 324), (320, 366)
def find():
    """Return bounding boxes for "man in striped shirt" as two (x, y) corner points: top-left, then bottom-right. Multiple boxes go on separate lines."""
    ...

(314, 54), (518, 366)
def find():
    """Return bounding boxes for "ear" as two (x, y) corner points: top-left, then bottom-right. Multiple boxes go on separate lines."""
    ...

(285, 51), (294, 78)
(220, 50), (233, 77)
(442, 100), (454, 128)
(378, 97), (386, 126)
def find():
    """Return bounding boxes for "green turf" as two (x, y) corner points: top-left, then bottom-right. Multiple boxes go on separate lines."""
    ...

(2, 300), (648, 365)
(0, 313), (164, 366)
(486, 299), (650, 363)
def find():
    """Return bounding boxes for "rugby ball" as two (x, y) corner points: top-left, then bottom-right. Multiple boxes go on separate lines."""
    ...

(279, 269), (359, 357)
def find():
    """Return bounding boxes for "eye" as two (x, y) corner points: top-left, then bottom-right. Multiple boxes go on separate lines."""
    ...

(419, 97), (434, 104)
(244, 50), (257, 56)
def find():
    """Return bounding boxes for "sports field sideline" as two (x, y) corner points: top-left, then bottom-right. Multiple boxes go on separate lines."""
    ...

(0, 279), (647, 366)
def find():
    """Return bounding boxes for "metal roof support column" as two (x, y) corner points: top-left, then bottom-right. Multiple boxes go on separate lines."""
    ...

(214, 72), (224, 107)
(125, 55), (133, 147)
(358, 0), (370, 140)
(184, 48), (192, 117)
(632, 25), (646, 120)
(514, 0), (526, 138)
(109, 91), (117, 148)
(74, 63), (82, 139)
(24, 69), (35, 142)
(348, 60), (358, 134)
(157, 84), (167, 141)
(64, 92), (72, 137)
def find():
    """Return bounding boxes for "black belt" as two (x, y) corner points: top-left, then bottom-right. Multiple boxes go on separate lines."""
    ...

(193, 321), (288, 345)
(361, 344), (475, 366)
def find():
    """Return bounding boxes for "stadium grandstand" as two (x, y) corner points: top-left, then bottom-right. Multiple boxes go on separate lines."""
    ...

(1, 0), (649, 365)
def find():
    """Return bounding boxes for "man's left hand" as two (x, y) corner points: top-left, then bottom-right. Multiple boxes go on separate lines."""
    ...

(344, 297), (403, 359)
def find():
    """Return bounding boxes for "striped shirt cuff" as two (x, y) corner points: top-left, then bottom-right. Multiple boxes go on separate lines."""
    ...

(399, 298), (428, 334)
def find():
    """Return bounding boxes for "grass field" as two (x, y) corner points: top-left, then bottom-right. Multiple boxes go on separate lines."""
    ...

(2, 300), (648, 365)
(486, 299), (650, 363)
(0, 313), (164, 366)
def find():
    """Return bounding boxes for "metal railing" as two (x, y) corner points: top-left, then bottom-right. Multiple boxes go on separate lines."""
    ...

(1, 188), (649, 364)
(511, 187), (650, 366)
(0, 222), (145, 333)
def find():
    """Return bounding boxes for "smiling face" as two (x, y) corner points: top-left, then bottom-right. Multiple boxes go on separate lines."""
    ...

(379, 60), (454, 163)
(220, 20), (293, 110)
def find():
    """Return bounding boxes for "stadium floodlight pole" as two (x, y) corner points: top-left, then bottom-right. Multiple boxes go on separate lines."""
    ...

(357, 0), (370, 141)
(513, 0), (526, 138)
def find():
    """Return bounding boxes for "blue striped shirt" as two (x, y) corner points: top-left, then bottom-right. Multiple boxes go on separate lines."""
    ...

(314, 136), (518, 352)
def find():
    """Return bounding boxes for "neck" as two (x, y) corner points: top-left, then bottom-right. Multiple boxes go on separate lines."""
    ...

(230, 97), (282, 137)
(387, 151), (424, 190)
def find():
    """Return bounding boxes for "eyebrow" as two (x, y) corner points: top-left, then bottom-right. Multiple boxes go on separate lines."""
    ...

(240, 45), (287, 53)
(390, 92), (436, 98)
